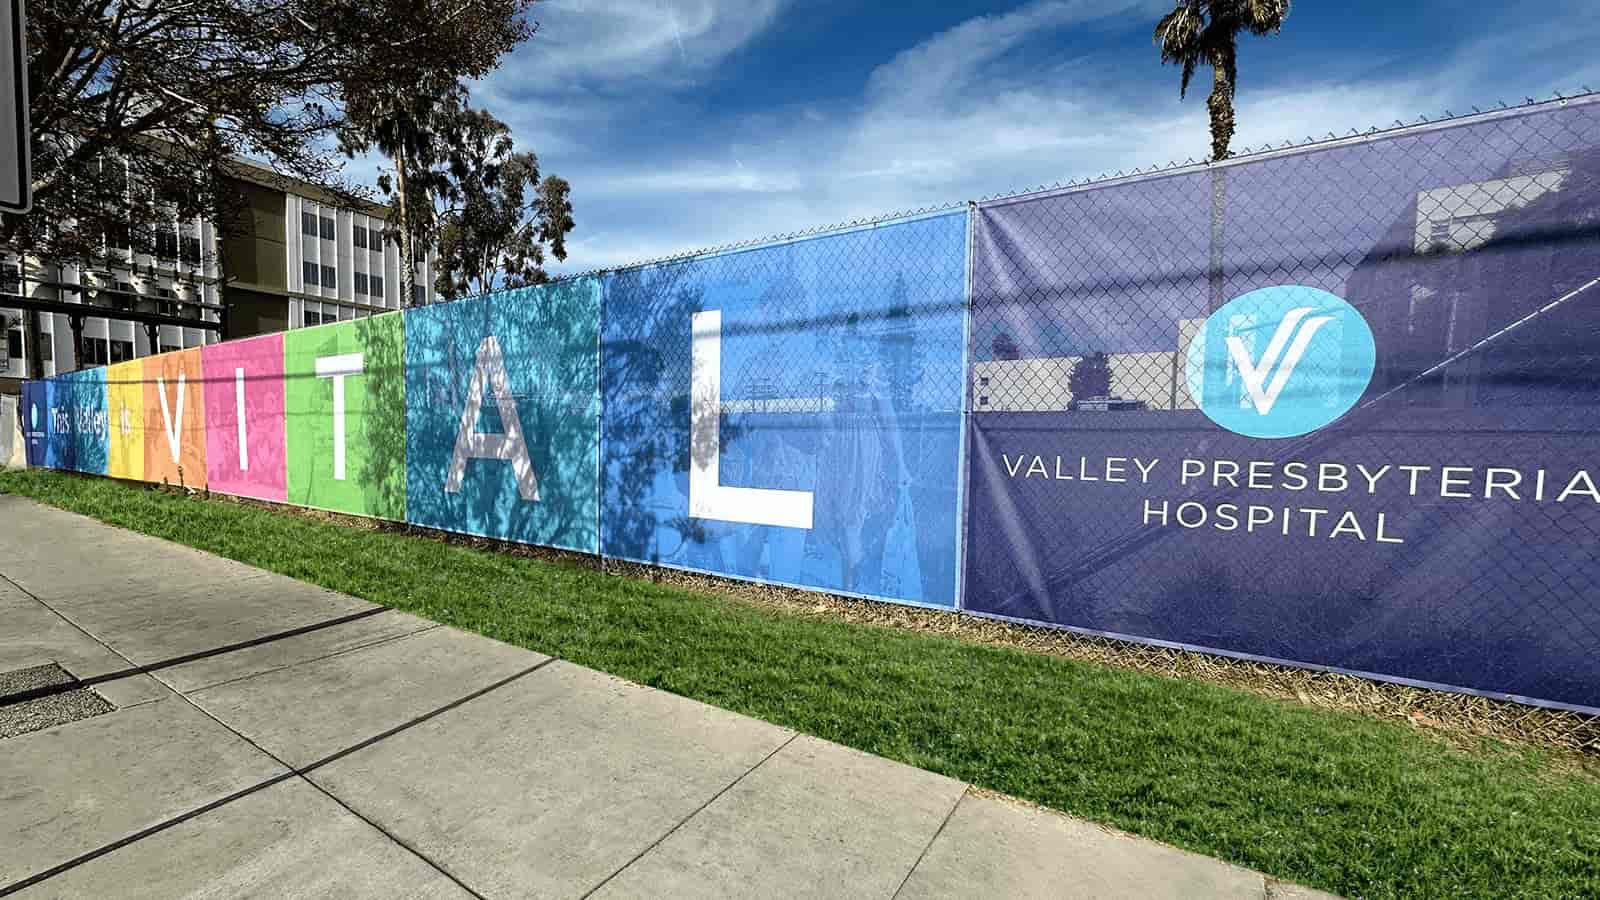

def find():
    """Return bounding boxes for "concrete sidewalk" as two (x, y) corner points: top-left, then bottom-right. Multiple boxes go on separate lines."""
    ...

(0, 495), (1335, 899)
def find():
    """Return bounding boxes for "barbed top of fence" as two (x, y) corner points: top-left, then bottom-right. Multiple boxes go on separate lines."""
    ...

(551, 201), (969, 284)
(976, 88), (1600, 205)
(546, 87), (1598, 285)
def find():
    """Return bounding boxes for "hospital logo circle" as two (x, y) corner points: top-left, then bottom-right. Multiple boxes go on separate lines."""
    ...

(1184, 285), (1376, 439)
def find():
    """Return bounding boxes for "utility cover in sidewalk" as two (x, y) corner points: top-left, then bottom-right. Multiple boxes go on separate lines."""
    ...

(0, 663), (115, 739)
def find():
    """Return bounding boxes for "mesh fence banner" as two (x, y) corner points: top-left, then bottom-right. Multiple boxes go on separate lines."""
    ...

(30, 368), (108, 475)
(404, 279), (602, 552)
(47, 366), (108, 477)
(964, 98), (1600, 712)
(283, 314), (407, 519)
(106, 359), (145, 481)
(201, 334), (287, 502)
(141, 347), (207, 488)
(20, 381), (45, 467)
(600, 211), (969, 607)
(67, 367), (109, 476)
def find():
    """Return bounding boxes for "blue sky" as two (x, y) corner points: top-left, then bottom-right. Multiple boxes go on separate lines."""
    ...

(423, 0), (1599, 273)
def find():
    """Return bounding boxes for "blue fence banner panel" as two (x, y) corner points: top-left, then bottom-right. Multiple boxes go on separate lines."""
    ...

(21, 381), (48, 468)
(39, 376), (73, 471)
(404, 279), (603, 553)
(964, 100), (1600, 712)
(600, 212), (968, 607)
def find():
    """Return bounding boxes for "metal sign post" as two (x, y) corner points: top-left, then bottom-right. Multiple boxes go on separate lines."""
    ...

(0, 0), (28, 213)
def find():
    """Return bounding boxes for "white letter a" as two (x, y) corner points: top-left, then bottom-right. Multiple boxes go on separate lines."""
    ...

(446, 335), (538, 501)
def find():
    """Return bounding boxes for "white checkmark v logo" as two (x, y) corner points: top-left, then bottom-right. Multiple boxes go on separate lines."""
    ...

(1226, 307), (1335, 416)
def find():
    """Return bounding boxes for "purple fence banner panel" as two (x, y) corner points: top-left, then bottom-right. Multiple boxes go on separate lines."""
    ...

(964, 99), (1600, 713)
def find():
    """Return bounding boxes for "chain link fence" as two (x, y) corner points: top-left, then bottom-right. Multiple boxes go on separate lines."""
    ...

(20, 91), (1600, 727)
(964, 94), (1600, 715)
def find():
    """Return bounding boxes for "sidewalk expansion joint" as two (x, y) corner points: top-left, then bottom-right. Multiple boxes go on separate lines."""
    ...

(176, 622), (444, 695)
(0, 585), (391, 708)
(579, 730), (803, 899)
(0, 654), (557, 898)
(891, 786), (969, 900)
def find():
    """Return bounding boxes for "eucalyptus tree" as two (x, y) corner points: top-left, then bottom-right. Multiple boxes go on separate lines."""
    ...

(433, 106), (573, 300)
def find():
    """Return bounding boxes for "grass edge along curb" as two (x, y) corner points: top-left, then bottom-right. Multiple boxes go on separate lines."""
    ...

(95, 476), (1600, 760)
(4, 469), (1599, 899)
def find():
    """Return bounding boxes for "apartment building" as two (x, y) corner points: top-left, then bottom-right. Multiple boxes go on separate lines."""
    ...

(224, 161), (436, 338)
(0, 214), (223, 387)
(1, 159), (435, 394)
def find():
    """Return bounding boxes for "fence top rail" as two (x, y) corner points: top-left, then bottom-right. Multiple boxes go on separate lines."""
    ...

(546, 87), (1598, 287)
(977, 89), (1600, 209)
(553, 203), (968, 285)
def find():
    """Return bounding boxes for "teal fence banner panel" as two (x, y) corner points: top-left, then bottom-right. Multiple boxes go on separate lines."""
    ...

(66, 367), (109, 475)
(405, 279), (602, 552)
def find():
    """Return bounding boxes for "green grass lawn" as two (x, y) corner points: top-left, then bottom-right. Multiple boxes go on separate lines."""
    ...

(4, 468), (1597, 899)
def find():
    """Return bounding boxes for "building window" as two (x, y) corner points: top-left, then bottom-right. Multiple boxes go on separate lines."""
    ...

(6, 330), (20, 360)
(321, 265), (336, 289)
(412, 284), (425, 304)
(354, 272), (369, 295)
(304, 310), (321, 327)
(83, 339), (110, 366)
(154, 230), (178, 260)
(319, 216), (335, 241)
(105, 224), (131, 250)
(180, 234), (202, 264)
(112, 281), (137, 311)
(301, 211), (318, 236)
(160, 344), (181, 354)
(369, 273), (384, 297)
(110, 339), (133, 363)
(369, 226), (384, 248)
(303, 260), (319, 286)
(353, 225), (368, 249)
(39, 337), (51, 361)
(0, 264), (19, 292)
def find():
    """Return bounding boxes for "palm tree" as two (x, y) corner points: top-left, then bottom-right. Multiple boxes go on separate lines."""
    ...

(1154, 1), (1291, 161)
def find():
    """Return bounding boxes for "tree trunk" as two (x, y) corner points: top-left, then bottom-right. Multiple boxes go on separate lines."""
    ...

(68, 314), (85, 372)
(1204, 43), (1236, 313)
(396, 143), (416, 308)
(23, 308), (43, 380)
(1206, 44), (1237, 163)
(19, 258), (44, 380)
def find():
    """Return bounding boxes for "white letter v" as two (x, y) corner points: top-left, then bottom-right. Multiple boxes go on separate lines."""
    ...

(1225, 307), (1333, 415)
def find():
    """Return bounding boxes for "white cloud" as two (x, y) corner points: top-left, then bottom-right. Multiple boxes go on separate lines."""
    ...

(502, 0), (783, 84)
(481, 0), (1597, 274)
(585, 168), (804, 196)
(862, 0), (1164, 106)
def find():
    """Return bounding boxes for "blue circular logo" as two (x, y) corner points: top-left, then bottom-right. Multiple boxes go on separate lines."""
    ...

(1184, 285), (1376, 439)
